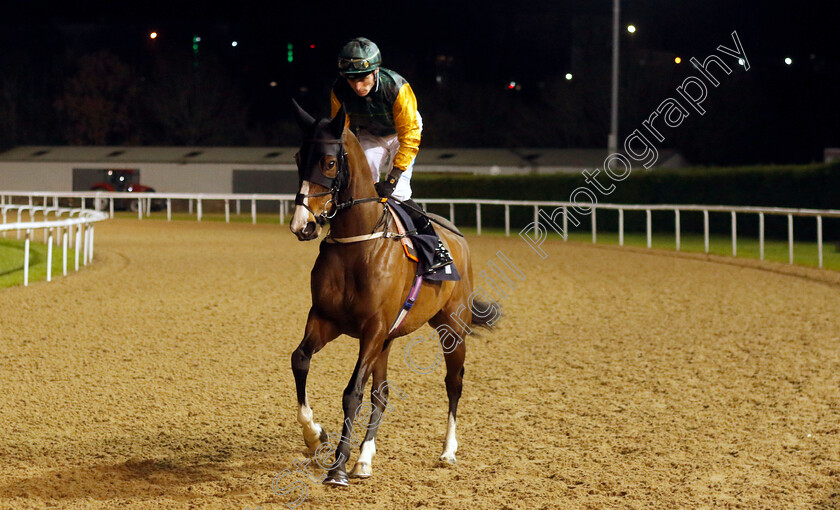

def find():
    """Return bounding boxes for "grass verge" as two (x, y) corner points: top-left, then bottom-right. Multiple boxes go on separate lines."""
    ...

(0, 237), (79, 289)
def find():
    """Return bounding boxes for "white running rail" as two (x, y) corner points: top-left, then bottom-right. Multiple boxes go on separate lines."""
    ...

(415, 199), (840, 269)
(0, 203), (108, 286)
(2, 192), (838, 269)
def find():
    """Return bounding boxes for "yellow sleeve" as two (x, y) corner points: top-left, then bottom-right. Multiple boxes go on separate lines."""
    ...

(330, 90), (350, 128)
(392, 83), (421, 171)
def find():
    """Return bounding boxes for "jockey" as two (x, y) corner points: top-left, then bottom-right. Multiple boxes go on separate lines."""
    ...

(331, 36), (453, 271)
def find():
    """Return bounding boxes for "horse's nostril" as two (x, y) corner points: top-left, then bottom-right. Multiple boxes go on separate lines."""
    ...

(302, 222), (316, 236)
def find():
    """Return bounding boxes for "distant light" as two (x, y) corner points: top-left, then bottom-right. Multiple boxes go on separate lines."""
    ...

(627, 25), (636, 33)
(436, 75), (443, 84)
(508, 81), (516, 90)
(149, 32), (158, 39)
(195, 36), (202, 42)
(231, 41), (238, 47)
(119, 176), (125, 182)
(310, 44), (316, 49)
(565, 73), (573, 80)
(738, 58), (745, 66)
(784, 57), (792, 65)
(269, 81), (278, 87)
(674, 57), (681, 64)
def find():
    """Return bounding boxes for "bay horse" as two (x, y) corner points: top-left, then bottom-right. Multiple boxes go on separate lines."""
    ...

(288, 101), (496, 486)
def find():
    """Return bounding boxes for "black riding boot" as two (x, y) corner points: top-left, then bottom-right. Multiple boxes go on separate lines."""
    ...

(403, 200), (454, 271)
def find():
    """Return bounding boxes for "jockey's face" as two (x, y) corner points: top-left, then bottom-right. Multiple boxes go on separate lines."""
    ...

(346, 70), (377, 97)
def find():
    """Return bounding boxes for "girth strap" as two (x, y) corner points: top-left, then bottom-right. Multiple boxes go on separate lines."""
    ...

(388, 275), (423, 335)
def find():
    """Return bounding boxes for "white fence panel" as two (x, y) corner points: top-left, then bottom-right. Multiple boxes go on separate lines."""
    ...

(3, 191), (839, 271)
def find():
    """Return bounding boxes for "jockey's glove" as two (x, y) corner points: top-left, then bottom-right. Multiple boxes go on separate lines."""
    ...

(375, 168), (403, 198)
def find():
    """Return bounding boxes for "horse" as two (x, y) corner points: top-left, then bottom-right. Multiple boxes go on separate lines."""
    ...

(288, 100), (496, 487)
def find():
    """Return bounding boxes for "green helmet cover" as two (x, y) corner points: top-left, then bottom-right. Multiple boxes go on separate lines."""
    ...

(338, 37), (381, 76)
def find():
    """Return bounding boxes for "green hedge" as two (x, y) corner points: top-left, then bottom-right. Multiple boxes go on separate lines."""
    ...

(411, 162), (840, 240)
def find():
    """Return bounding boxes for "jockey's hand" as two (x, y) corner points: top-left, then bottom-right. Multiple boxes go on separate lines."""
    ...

(375, 169), (402, 198)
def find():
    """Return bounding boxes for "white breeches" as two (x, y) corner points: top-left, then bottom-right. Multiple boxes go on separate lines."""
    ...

(356, 113), (423, 201)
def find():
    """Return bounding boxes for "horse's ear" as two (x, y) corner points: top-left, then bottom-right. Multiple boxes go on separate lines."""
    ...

(291, 99), (316, 131)
(328, 105), (346, 139)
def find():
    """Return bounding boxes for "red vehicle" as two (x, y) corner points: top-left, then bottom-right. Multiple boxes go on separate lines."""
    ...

(90, 169), (162, 211)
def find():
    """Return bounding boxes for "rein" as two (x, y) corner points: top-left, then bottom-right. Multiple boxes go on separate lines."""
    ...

(326, 199), (394, 244)
(297, 133), (430, 243)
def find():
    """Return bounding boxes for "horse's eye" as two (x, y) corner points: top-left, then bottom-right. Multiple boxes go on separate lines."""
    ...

(328, 161), (336, 169)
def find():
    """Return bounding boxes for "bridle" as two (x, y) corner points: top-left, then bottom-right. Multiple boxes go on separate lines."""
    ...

(294, 135), (350, 226)
(294, 132), (382, 226)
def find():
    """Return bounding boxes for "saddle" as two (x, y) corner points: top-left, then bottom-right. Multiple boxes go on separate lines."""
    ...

(386, 200), (459, 282)
(385, 200), (460, 335)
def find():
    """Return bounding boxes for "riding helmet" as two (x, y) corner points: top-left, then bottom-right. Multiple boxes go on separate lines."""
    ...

(337, 37), (381, 77)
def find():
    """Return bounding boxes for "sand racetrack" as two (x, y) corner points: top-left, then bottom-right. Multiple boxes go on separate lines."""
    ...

(0, 219), (839, 509)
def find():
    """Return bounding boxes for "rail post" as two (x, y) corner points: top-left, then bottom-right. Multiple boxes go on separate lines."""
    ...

(731, 211), (737, 257)
(24, 229), (31, 286)
(787, 214), (794, 264)
(562, 206), (568, 241)
(82, 224), (89, 266)
(62, 228), (68, 276)
(675, 209), (681, 251)
(759, 212), (765, 260)
(75, 225), (81, 271)
(533, 205), (539, 237)
(817, 215), (823, 269)
(619, 208), (624, 246)
(47, 228), (53, 282)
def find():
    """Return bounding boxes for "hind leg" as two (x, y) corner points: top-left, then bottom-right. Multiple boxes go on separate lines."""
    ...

(291, 310), (339, 451)
(440, 339), (465, 464)
(430, 313), (467, 465)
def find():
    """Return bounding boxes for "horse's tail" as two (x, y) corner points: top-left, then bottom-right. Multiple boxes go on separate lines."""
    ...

(470, 297), (501, 329)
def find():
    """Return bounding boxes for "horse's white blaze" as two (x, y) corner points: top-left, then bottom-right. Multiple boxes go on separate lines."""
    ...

(298, 400), (323, 446)
(439, 412), (458, 463)
(290, 181), (312, 233)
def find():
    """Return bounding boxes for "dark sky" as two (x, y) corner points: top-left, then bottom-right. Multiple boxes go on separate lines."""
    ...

(8, 0), (838, 69)
(2, 0), (839, 162)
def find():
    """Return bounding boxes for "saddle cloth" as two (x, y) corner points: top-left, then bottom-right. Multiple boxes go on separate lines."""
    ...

(388, 200), (460, 282)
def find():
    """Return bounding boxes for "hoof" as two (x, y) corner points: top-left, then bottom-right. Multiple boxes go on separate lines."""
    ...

(438, 453), (457, 465)
(323, 469), (349, 487)
(349, 461), (372, 478)
(304, 427), (328, 452)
